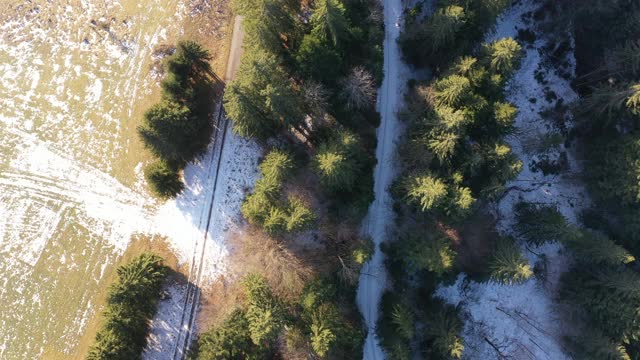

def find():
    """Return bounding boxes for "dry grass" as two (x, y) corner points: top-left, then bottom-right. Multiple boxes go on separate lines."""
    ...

(197, 227), (316, 329)
(197, 275), (247, 331)
(231, 229), (315, 301)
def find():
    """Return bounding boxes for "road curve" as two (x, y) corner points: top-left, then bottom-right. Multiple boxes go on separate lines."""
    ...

(356, 0), (407, 359)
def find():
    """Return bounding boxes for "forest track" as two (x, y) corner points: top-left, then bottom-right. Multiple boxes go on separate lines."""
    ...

(356, 0), (407, 358)
(169, 16), (245, 360)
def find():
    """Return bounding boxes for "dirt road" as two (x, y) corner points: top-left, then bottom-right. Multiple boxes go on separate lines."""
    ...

(356, 0), (408, 358)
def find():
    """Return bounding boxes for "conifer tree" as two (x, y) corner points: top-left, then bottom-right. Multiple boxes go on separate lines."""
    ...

(313, 130), (361, 192)
(561, 267), (640, 342)
(588, 134), (640, 205)
(626, 83), (640, 113)
(311, 0), (350, 46)
(425, 304), (464, 360)
(225, 51), (304, 139)
(427, 6), (466, 52)
(435, 105), (468, 129)
(401, 234), (456, 275)
(233, 0), (295, 53)
(259, 149), (294, 185)
(404, 174), (448, 211)
(434, 75), (472, 108)
(309, 304), (340, 357)
(286, 196), (315, 232)
(514, 202), (571, 245)
(144, 160), (184, 199)
(190, 310), (260, 360)
(88, 254), (167, 360)
(493, 102), (518, 131)
(485, 38), (522, 75)
(454, 56), (478, 76)
(243, 274), (286, 346)
(449, 185), (476, 218)
(428, 131), (459, 161)
(567, 331), (631, 360)
(391, 304), (415, 340)
(488, 237), (533, 285)
(138, 100), (198, 165)
(563, 230), (636, 266)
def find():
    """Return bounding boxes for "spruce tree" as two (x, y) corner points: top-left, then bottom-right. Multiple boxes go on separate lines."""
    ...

(428, 131), (460, 161)
(404, 174), (448, 212)
(561, 267), (640, 342)
(485, 38), (522, 75)
(391, 304), (415, 340)
(514, 202), (571, 245)
(144, 160), (184, 199)
(425, 303), (465, 360)
(427, 6), (466, 52)
(400, 234), (456, 275)
(286, 196), (315, 232)
(309, 304), (340, 357)
(190, 310), (260, 360)
(243, 274), (286, 346)
(259, 149), (294, 185)
(488, 237), (533, 285)
(138, 100), (196, 165)
(563, 230), (635, 266)
(567, 331), (631, 360)
(588, 134), (640, 205)
(493, 102), (518, 131)
(311, 0), (350, 46)
(434, 75), (472, 108)
(313, 130), (361, 192)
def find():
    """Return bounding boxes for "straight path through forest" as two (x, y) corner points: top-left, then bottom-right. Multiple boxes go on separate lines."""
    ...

(168, 15), (246, 360)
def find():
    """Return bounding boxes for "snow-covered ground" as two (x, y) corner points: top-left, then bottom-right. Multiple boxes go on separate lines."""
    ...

(436, 1), (589, 359)
(143, 123), (260, 360)
(356, 0), (410, 358)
